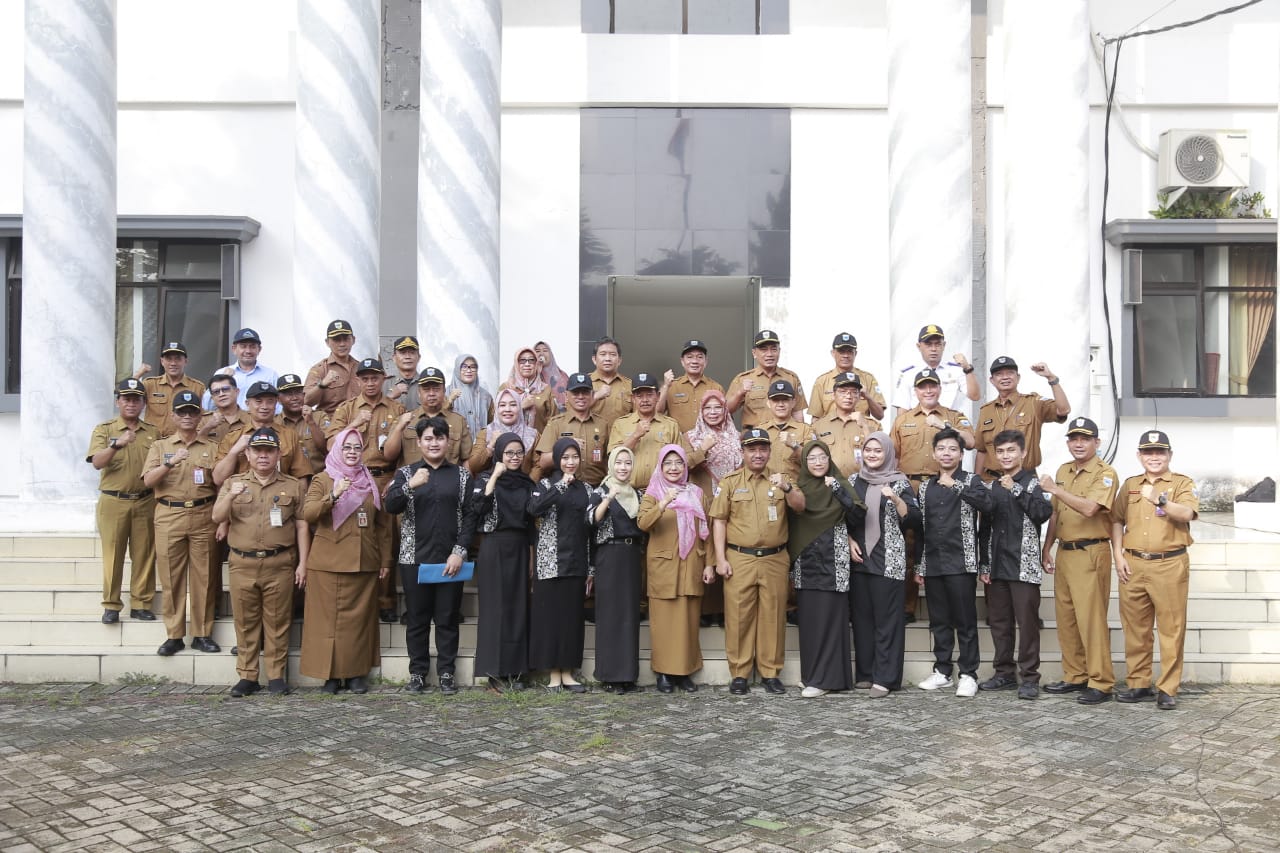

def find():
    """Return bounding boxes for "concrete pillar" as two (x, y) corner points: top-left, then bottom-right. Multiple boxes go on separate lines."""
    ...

(22, 0), (117, 503)
(417, 0), (501, 388)
(887, 0), (973, 403)
(294, 0), (381, 355)
(1002, 0), (1091, 428)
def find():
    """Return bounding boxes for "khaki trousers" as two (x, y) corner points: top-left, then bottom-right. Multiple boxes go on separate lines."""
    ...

(229, 555), (296, 682)
(154, 505), (214, 639)
(1054, 542), (1115, 691)
(1118, 552), (1189, 696)
(97, 494), (156, 611)
(723, 551), (789, 679)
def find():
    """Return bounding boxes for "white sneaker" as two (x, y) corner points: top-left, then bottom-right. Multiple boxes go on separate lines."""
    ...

(956, 674), (978, 698)
(801, 686), (828, 698)
(917, 670), (954, 691)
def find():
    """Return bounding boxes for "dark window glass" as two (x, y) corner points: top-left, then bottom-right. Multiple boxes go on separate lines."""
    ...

(4, 242), (18, 395)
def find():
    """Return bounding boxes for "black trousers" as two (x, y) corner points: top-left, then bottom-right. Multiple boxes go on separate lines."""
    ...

(925, 572), (979, 678)
(399, 564), (463, 677)
(850, 572), (905, 690)
(987, 578), (1041, 683)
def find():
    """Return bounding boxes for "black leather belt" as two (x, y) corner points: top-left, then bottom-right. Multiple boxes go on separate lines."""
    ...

(368, 467), (393, 476)
(728, 543), (785, 558)
(231, 545), (295, 559)
(602, 536), (643, 547)
(157, 496), (215, 508)
(1125, 547), (1187, 561)
(1061, 538), (1107, 551)
(101, 489), (153, 500)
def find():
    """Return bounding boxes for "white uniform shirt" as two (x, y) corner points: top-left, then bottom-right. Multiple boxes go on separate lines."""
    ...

(893, 361), (970, 413)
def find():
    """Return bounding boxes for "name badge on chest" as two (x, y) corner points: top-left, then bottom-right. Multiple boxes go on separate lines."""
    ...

(270, 501), (283, 528)
(193, 467), (205, 486)
(357, 509), (369, 528)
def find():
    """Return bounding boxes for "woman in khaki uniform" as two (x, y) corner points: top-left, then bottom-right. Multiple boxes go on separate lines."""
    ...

(467, 387), (538, 475)
(300, 427), (391, 694)
(500, 347), (557, 431)
(638, 444), (714, 692)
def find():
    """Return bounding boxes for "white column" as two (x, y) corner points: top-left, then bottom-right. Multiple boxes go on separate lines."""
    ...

(417, 1), (501, 387)
(887, 0), (972, 397)
(1002, 0), (1091, 426)
(22, 0), (116, 503)
(294, 0), (381, 354)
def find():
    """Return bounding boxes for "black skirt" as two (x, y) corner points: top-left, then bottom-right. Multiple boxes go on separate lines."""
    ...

(529, 576), (586, 671)
(797, 588), (853, 691)
(473, 530), (529, 679)
(592, 541), (642, 682)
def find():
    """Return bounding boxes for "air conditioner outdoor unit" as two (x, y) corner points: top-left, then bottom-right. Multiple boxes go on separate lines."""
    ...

(1157, 129), (1250, 204)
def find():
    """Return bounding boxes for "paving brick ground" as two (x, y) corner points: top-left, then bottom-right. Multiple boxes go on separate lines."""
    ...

(0, 681), (1277, 852)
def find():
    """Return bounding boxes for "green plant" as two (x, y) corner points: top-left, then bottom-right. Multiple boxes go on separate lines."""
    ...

(116, 672), (170, 687)
(1151, 190), (1272, 219)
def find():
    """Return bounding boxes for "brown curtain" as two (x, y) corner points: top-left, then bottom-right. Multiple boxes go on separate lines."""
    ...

(1229, 246), (1276, 395)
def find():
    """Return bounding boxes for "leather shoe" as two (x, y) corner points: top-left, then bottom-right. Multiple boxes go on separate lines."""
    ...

(320, 678), (340, 694)
(379, 608), (397, 624)
(564, 682), (588, 694)
(267, 678), (291, 696)
(348, 675), (369, 695)
(618, 682), (643, 694)
(1017, 683), (1039, 700)
(156, 638), (185, 656)
(979, 674), (1018, 691)
(1156, 691), (1177, 710)
(130, 609), (157, 621)
(101, 609), (119, 624)
(1116, 686), (1156, 703)
(655, 673), (675, 694)
(761, 677), (786, 695)
(1043, 680), (1087, 695)
(191, 636), (220, 654)
(229, 679), (260, 698)
(729, 677), (749, 695)
(679, 675), (698, 693)
(1077, 687), (1113, 705)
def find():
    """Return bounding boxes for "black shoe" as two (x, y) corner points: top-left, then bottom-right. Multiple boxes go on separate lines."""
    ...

(321, 678), (340, 695)
(786, 610), (799, 626)
(267, 678), (291, 696)
(761, 677), (786, 695)
(729, 677), (749, 695)
(1156, 691), (1177, 710)
(583, 608), (596, 624)
(1017, 683), (1039, 700)
(407, 674), (427, 694)
(348, 675), (369, 695)
(130, 609), (157, 621)
(679, 675), (698, 693)
(508, 678), (527, 692)
(655, 673), (675, 694)
(1116, 686), (1156, 704)
(156, 638), (185, 656)
(700, 615), (714, 627)
(563, 682), (588, 694)
(1077, 687), (1113, 705)
(191, 636), (220, 654)
(979, 674), (1018, 691)
(229, 646), (239, 655)
(903, 612), (917, 625)
(230, 679), (260, 698)
(618, 682), (643, 694)
(439, 673), (458, 696)
(101, 609), (119, 624)
(379, 609), (397, 624)
(399, 612), (408, 625)
(1043, 680), (1087, 695)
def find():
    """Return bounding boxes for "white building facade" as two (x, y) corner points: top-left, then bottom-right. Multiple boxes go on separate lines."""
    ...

(0, 0), (1276, 530)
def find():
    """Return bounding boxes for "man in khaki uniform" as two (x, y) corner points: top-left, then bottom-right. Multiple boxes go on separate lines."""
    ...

(812, 372), (881, 477)
(385, 335), (421, 405)
(727, 329), (806, 427)
(303, 319), (362, 414)
(1040, 417), (1119, 704)
(658, 339), (724, 432)
(534, 373), (610, 485)
(328, 358), (407, 622)
(276, 374), (326, 476)
(213, 427), (310, 697)
(87, 378), (160, 623)
(808, 333), (885, 421)
(974, 356), (1070, 480)
(391, 366), (473, 467)
(608, 372), (681, 489)
(199, 373), (252, 446)
(589, 336), (632, 435)
(211, 381), (310, 485)
(892, 368), (976, 621)
(760, 380), (813, 479)
(135, 341), (207, 437)
(141, 390), (220, 656)
(710, 428), (800, 696)
(1111, 430), (1198, 711)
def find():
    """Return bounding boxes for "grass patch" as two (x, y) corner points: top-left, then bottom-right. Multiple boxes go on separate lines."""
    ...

(116, 673), (170, 687)
(579, 730), (611, 750)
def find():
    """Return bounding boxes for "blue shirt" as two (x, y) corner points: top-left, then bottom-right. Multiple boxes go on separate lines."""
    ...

(201, 362), (279, 410)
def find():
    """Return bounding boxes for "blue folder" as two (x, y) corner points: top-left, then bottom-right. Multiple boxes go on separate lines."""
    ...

(417, 562), (475, 584)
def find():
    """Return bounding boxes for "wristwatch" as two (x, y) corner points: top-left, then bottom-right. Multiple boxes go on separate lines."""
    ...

(108, 437), (119, 449)
(1156, 493), (1168, 507)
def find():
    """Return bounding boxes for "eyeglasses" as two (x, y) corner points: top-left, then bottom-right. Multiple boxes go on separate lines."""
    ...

(502, 449), (525, 458)
(461, 363), (478, 370)
(518, 358), (537, 364)
(341, 444), (363, 452)
(212, 387), (233, 394)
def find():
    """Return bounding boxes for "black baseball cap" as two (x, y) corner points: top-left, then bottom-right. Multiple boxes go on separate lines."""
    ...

(1137, 430), (1171, 451)
(160, 341), (187, 356)
(767, 380), (795, 399)
(681, 339), (707, 355)
(116, 378), (145, 397)
(753, 329), (781, 347)
(248, 427), (280, 448)
(1066, 417), (1099, 438)
(326, 319), (354, 338)
(417, 367), (445, 386)
(833, 371), (862, 389)
(276, 374), (304, 392)
(832, 333), (857, 350)
(741, 427), (771, 446)
(566, 373), (593, 392)
(989, 356), (1018, 374)
(172, 391), (201, 412)
(918, 324), (945, 342)
(914, 368), (941, 386)
(232, 328), (261, 344)
(245, 381), (279, 399)
(356, 358), (385, 375)
(632, 372), (658, 391)
(393, 335), (419, 351)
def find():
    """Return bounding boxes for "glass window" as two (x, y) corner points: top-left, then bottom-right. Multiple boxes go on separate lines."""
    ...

(116, 286), (160, 383)
(161, 244), (221, 280)
(4, 242), (18, 396)
(1136, 293), (1199, 392)
(582, 0), (611, 32)
(116, 240), (159, 283)
(688, 0), (755, 34)
(592, 0), (788, 34)
(614, 0), (681, 33)
(162, 289), (223, 382)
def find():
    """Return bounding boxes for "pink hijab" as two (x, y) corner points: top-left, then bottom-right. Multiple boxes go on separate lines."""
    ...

(505, 347), (548, 396)
(685, 389), (741, 487)
(536, 341), (570, 410)
(325, 427), (381, 530)
(644, 444), (709, 559)
(485, 387), (538, 450)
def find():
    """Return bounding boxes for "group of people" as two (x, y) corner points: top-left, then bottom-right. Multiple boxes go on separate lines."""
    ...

(87, 321), (1199, 708)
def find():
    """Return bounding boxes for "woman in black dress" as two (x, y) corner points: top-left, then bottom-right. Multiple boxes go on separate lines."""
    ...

(471, 432), (536, 693)
(848, 431), (921, 698)
(788, 439), (865, 698)
(589, 446), (645, 694)
(528, 437), (593, 692)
